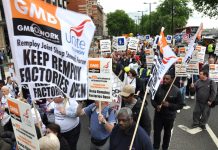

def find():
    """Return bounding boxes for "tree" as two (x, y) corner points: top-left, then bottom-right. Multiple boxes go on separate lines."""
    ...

(192, 0), (218, 18)
(140, 0), (192, 35)
(106, 10), (135, 36)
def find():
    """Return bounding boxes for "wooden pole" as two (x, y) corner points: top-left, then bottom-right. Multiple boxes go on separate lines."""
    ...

(32, 101), (43, 137)
(161, 76), (177, 103)
(129, 87), (149, 150)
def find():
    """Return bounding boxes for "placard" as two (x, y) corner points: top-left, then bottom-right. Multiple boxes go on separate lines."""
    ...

(88, 58), (112, 102)
(8, 98), (40, 150)
(209, 64), (218, 82)
(186, 59), (199, 75)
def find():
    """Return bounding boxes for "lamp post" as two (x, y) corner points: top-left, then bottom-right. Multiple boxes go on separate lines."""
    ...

(138, 11), (147, 34)
(171, 0), (174, 35)
(135, 16), (140, 34)
(144, 2), (157, 35)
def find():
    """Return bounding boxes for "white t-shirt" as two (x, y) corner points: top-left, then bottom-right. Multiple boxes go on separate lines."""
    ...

(54, 100), (79, 133)
(0, 94), (12, 126)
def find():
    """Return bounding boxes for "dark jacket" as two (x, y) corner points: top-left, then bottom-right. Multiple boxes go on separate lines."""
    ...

(122, 98), (151, 135)
(194, 79), (217, 104)
(110, 123), (153, 150)
(135, 77), (146, 100)
(151, 84), (183, 119)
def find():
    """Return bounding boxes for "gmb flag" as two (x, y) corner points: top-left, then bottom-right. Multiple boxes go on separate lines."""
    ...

(148, 27), (178, 99)
(3, 0), (96, 100)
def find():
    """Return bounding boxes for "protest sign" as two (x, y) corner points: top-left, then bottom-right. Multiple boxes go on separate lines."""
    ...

(196, 45), (206, 63)
(146, 55), (154, 69)
(145, 35), (150, 41)
(88, 58), (112, 102)
(175, 64), (187, 77)
(117, 36), (127, 51)
(100, 39), (111, 53)
(112, 37), (117, 50)
(186, 59), (199, 75)
(215, 43), (218, 56)
(8, 98), (40, 150)
(3, 0), (95, 100)
(128, 37), (139, 51)
(209, 64), (218, 82)
(153, 35), (159, 49)
(166, 35), (172, 44)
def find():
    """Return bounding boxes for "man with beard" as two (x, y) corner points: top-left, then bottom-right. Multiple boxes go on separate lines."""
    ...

(151, 73), (183, 150)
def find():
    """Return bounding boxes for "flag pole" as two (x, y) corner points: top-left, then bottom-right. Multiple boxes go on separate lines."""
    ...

(129, 87), (149, 150)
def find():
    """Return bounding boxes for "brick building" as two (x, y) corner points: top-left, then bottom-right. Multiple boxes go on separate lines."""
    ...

(67, 0), (104, 36)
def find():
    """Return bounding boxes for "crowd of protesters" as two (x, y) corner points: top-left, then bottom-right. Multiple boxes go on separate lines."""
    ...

(0, 37), (218, 150)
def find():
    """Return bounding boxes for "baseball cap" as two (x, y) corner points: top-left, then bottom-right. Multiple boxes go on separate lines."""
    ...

(120, 85), (135, 97)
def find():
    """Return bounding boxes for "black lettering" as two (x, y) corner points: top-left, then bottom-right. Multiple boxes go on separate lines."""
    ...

(20, 68), (25, 82)
(32, 67), (38, 81)
(31, 49), (37, 65)
(23, 49), (31, 65)
(45, 69), (52, 82)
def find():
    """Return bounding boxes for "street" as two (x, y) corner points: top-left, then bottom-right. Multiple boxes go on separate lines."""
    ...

(77, 96), (218, 150)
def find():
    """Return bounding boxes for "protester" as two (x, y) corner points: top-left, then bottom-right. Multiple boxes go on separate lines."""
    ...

(46, 123), (70, 150)
(44, 98), (55, 125)
(202, 56), (216, 73)
(190, 70), (217, 129)
(123, 69), (145, 99)
(151, 73), (183, 150)
(53, 96), (80, 150)
(120, 84), (151, 135)
(76, 100), (116, 150)
(109, 107), (152, 150)
(0, 80), (5, 99)
(6, 76), (18, 98)
(39, 133), (60, 150)
(0, 86), (13, 132)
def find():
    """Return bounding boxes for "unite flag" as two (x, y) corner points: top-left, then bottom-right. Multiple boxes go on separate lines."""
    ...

(148, 27), (178, 99)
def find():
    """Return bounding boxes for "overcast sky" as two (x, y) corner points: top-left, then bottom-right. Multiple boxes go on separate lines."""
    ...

(98, 0), (218, 29)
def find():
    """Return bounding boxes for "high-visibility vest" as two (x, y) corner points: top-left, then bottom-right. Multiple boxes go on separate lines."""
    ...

(208, 44), (214, 53)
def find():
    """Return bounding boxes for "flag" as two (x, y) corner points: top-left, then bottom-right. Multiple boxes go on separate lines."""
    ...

(183, 23), (203, 64)
(148, 27), (178, 99)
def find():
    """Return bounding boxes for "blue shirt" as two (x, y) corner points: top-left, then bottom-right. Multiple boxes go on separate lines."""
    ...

(84, 103), (116, 140)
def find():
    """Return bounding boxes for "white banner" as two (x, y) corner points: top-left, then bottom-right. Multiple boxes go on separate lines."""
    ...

(8, 98), (40, 150)
(148, 27), (178, 99)
(110, 73), (123, 111)
(209, 64), (218, 82)
(100, 39), (111, 53)
(88, 58), (112, 102)
(128, 37), (139, 50)
(183, 23), (203, 64)
(3, 0), (95, 100)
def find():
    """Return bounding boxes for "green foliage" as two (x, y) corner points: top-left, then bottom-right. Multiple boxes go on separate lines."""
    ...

(192, 0), (218, 18)
(106, 10), (135, 36)
(141, 0), (192, 35)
